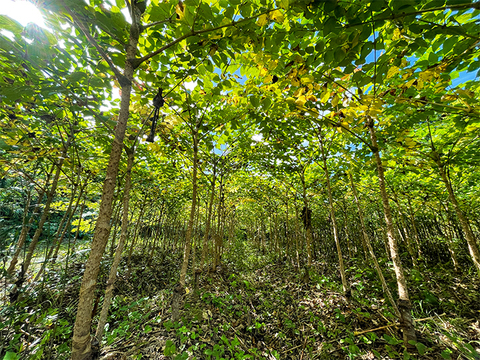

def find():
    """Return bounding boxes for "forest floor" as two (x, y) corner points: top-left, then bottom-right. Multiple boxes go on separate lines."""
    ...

(2, 244), (480, 359)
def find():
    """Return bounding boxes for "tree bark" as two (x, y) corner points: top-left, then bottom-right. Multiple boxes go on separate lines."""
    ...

(200, 171), (216, 270)
(7, 164), (54, 275)
(300, 170), (313, 268)
(367, 117), (416, 346)
(70, 10), (140, 359)
(22, 154), (67, 276)
(436, 158), (480, 275)
(179, 127), (199, 286)
(318, 130), (349, 297)
(349, 172), (400, 317)
(95, 147), (135, 344)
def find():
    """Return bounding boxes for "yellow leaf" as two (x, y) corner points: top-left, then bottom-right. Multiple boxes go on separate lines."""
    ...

(176, 2), (184, 20)
(307, 94), (317, 102)
(441, 94), (458, 101)
(457, 89), (475, 98)
(271, 10), (284, 23)
(416, 79), (424, 90)
(301, 75), (314, 84)
(257, 14), (269, 26)
(331, 94), (339, 107)
(405, 79), (416, 88)
(264, 74), (273, 83)
(294, 88), (304, 97)
(393, 28), (402, 40)
(386, 66), (399, 80)
(279, 0), (289, 9)
(404, 138), (416, 148)
(320, 90), (330, 103)
(419, 69), (434, 82)
(268, 60), (278, 71)
(291, 77), (300, 87)
(295, 95), (307, 107)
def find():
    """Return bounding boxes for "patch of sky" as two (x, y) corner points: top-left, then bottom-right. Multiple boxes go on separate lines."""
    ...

(0, 0), (46, 28)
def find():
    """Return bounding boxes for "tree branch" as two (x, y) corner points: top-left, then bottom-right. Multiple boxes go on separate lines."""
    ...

(142, 17), (174, 30)
(128, 9), (275, 69)
(61, 1), (130, 87)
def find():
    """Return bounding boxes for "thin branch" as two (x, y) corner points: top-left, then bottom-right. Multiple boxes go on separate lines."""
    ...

(129, 9), (276, 68)
(345, 2), (480, 29)
(142, 17), (174, 30)
(61, 1), (128, 86)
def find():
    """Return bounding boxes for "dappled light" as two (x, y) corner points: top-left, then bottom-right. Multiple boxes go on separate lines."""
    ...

(1, 0), (480, 359)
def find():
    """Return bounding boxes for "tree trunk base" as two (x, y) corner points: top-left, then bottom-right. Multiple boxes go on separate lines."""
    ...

(171, 283), (186, 322)
(398, 299), (416, 348)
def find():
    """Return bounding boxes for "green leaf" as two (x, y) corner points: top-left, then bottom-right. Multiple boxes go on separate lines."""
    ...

(334, 47), (346, 63)
(323, 17), (337, 35)
(415, 342), (427, 355)
(250, 95), (260, 108)
(3, 352), (19, 360)
(164, 339), (176, 356)
(441, 350), (452, 359)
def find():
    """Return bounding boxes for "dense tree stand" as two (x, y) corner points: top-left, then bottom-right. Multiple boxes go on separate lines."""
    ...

(1, 0), (480, 358)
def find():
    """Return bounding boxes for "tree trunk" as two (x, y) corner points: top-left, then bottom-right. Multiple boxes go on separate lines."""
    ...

(71, 10), (140, 359)
(7, 164), (54, 275)
(406, 197), (423, 260)
(33, 185), (83, 283)
(179, 127), (199, 286)
(318, 130), (349, 297)
(200, 172), (216, 270)
(391, 191), (418, 268)
(214, 175), (224, 269)
(300, 170), (313, 268)
(436, 159), (480, 275)
(22, 155), (66, 276)
(349, 172), (400, 317)
(367, 116), (416, 347)
(95, 147), (135, 344)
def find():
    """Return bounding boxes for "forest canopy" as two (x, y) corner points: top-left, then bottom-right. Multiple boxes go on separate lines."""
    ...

(1, 0), (480, 359)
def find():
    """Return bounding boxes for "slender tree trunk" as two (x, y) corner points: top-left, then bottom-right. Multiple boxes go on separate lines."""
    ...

(439, 207), (460, 272)
(367, 117), (416, 346)
(318, 130), (349, 296)
(349, 172), (400, 317)
(200, 172), (216, 270)
(435, 159), (480, 275)
(127, 202), (146, 271)
(7, 164), (54, 275)
(71, 10), (140, 359)
(406, 197), (423, 260)
(300, 170), (313, 268)
(294, 196), (301, 267)
(22, 156), (66, 276)
(109, 198), (123, 258)
(95, 147), (135, 344)
(52, 187), (85, 263)
(33, 186), (83, 282)
(214, 175), (224, 268)
(7, 189), (31, 276)
(391, 191), (418, 268)
(69, 201), (86, 260)
(179, 128), (199, 286)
